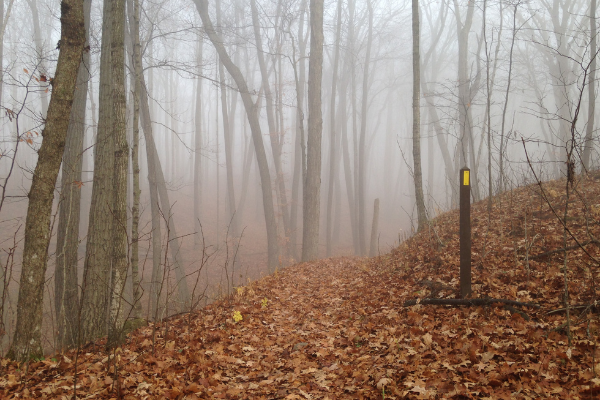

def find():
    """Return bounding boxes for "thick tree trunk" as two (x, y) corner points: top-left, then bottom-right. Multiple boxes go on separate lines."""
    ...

(302, 0), (324, 262)
(412, 0), (427, 231)
(55, 0), (91, 351)
(195, 0), (280, 272)
(7, 0), (84, 361)
(81, 0), (114, 344)
(107, 0), (128, 348)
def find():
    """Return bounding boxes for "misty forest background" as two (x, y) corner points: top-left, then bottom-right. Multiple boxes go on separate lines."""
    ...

(0, 0), (597, 360)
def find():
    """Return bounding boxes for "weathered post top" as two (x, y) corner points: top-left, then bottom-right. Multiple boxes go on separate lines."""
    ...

(460, 167), (472, 298)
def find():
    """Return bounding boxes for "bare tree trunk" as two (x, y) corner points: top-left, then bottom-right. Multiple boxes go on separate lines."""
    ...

(290, 0), (307, 262)
(412, 0), (427, 230)
(26, 0), (49, 117)
(499, 3), (517, 193)
(302, 0), (324, 262)
(194, 35), (203, 245)
(0, 0), (15, 113)
(128, 2), (163, 320)
(127, 0), (142, 320)
(215, 0), (238, 238)
(582, 0), (597, 170)
(326, 0), (343, 257)
(7, 0), (84, 361)
(55, 0), (91, 351)
(250, 0), (291, 246)
(357, 1), (374, 253)
(348, 0), (361, 255)
(107, 0), (128, 348)
(369, 198), (379, 257)
(195, 0), (280, 272)
(340, 76), (359, 251)
(81, 0), (114, 344)
(453, 0), (474, 170)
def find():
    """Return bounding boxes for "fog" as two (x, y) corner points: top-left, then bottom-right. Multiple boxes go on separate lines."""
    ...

(0, 0), (597, 353)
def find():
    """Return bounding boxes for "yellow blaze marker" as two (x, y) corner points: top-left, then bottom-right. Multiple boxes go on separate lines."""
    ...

(463, 170), (470, 186)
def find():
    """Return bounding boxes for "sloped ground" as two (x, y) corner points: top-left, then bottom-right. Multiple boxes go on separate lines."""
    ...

(2, 174), (600, 399)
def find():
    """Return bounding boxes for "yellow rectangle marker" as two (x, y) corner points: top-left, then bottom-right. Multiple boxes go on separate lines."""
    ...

(463, 170), (470, 186)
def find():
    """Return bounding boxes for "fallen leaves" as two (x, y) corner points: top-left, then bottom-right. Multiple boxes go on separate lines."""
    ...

(2, 176), (600, 398)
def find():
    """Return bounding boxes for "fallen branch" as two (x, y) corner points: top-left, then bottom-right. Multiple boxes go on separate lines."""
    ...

(546, 303), (597, 315)
(403, 298), (540, 309)
(530, 240), (599, 260)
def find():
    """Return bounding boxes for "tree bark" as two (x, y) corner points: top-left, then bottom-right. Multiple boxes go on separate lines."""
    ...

(301, 0), (324, 262)
(7, 0), (84, 361)
(126, 0), (142, 320)
(107, 0), (128, 348)
(412, 0), (427, 231)
(55, 0), (91, 351)
(194, 0), (280, 272)
(81, 0), (114, 344)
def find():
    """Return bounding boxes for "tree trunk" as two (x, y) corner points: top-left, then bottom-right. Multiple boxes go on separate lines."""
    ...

(126, 0), (142, 320)
(326, 0), (343, 257)
(215, 0), (238, 238)
(357, 1), (374, 251)
(499, 3), (517, 193)
(26, 0), (49, 117)
(369, 198), (379, 257)
(55, 0), (91, 351)
(340, 76), (358, 251)
(194, 0), (280, 272)
(81, 0), (114, 344)
(453, 0), (474, 170)
(582, 0), (597, 170)
(302, 0), (324, 262)
(7, 0), (84, 361)
(194, 35), (203, 245)
(250, 0), (291, 247)
(412, 0), (427, 231)
(289, 0), (308, 262)
(107, 0), (128, 348)
(349, 0), (361, 255)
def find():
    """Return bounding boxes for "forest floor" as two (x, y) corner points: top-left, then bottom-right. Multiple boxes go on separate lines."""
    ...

(2, 173), (600, 399)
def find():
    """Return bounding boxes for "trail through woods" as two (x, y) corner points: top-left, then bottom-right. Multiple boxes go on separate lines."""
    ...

(3, 175), (600, 398)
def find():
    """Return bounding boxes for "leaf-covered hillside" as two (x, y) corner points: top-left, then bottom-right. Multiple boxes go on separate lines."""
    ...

(2, 174), (600, 399)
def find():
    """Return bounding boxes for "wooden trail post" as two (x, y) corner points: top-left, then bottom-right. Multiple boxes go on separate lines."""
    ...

(460, 167), (471, 298)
